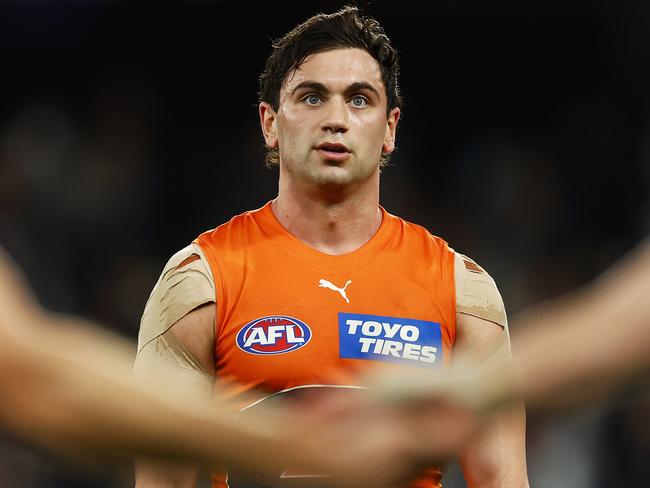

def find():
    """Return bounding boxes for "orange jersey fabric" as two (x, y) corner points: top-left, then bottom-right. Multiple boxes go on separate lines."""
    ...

(195, 201), (456, 488)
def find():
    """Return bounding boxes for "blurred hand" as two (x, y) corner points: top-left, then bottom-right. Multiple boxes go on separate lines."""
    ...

(355, 361), (510, 461)
(227, 359), (513, 488)
(276, 377), (488, 488)
(284, 388), (432, 488)
(230, 385), (436, 488)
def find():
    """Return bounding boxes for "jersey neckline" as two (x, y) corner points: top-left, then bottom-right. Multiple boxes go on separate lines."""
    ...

(252, 200), (400, 273)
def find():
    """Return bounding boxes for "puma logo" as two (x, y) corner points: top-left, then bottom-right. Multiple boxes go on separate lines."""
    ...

(318, 279), (352, 303)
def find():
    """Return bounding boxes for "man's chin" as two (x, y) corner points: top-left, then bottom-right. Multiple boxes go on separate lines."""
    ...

(313, 166), (353, 185)
(289, 162), (377, 195)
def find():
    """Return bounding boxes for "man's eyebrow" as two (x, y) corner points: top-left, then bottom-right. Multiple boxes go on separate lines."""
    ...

(346, 82), (381, 98)
(289, 81), (382, 98)
(290, 81), (328, 96)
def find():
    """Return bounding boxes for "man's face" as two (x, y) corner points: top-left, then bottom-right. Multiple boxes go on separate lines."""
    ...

(261, 48), (399, 191)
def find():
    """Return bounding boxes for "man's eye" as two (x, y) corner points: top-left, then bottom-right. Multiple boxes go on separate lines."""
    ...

(350, 95), (368, 108)
(303, 94), (322, 106)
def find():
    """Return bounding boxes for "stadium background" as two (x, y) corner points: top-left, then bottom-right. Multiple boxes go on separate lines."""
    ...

(1, 0), (648, 486)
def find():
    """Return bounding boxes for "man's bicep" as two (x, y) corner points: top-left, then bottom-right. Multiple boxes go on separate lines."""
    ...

(454, 314), (528, 488)
(454, 313), (509, 362)
(133, 304), (215, 488)
(165, 303), (216, 380)
(133, 303), (216, 396)
(133, 245), (217, 487)
(134, 244), (216, 385)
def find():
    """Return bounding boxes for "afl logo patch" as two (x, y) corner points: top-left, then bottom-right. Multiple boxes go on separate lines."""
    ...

(236, 316), (312, 355)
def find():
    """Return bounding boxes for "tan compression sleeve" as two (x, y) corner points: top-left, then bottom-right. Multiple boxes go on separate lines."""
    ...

(454, 251), (508, 329)
(133, 244), (216, 393)
(454, 251), (513, 371)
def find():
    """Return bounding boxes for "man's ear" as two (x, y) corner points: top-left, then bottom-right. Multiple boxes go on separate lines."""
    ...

(382, 107), (401, 153)
(259, 102), (279, 148)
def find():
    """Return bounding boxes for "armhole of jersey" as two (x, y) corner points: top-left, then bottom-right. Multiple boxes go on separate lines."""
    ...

(191, 242), (219, 349)
(453, 249), (464, 312)
(448, 245), (459, 346)
(136, 243), (217, 355)
(194, 237), (224, 349)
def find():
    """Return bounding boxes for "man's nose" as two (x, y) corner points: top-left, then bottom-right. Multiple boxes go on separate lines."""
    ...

(320, 97), (349, 133)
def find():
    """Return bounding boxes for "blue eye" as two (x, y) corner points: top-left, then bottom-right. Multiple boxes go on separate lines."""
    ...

(351, 95), (368, 108)
(304, 94), (321, 106)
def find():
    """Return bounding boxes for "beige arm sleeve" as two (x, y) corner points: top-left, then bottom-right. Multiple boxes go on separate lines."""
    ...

(133, 244), (216, 396)
(454, 251), (507, 329)
(454, 251), (512, 361)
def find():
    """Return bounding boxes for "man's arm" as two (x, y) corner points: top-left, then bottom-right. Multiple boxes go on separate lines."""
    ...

(132, 245), (217, 488)
(133, 303), (216, 488)
(451, 252), (528, 488)
(454, 313), (529, 488)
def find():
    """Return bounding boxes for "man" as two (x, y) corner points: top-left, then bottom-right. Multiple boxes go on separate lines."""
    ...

(134, 6), (529, 488)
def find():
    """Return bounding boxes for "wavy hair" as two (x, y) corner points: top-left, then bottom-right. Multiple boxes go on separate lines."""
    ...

(258, 5), (402, 167)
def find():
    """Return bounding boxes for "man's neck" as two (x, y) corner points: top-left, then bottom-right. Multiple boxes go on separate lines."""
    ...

(272, 181), (382, 256)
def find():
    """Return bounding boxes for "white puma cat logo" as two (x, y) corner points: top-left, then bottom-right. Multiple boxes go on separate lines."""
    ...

(318, 279), (352, 303)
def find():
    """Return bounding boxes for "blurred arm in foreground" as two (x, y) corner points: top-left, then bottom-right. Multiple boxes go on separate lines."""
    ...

(0, 247), (407, 487)
(370, 238), (650, 457)
(0, 247), (294, 478)
(504, 238), (650, 412)
(495, 237), (650, 412)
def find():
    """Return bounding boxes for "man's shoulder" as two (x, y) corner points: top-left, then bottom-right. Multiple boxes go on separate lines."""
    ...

(386, 210), (452, 251)
(452, 250), (507, 327)
(138, 242), (215, 351)
(195, 203), (271, 243)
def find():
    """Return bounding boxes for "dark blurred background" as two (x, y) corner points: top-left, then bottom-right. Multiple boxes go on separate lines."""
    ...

(1, 1), (648, 487)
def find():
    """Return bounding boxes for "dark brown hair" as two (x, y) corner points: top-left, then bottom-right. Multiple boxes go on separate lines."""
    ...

(259, 5), (402, 167)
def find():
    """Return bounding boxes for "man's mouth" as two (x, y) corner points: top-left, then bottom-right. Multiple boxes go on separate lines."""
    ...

(317, 142), (349, 153)
(316, 143), (351, 161)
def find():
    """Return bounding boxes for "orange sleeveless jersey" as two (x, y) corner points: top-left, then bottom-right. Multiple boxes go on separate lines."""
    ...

(195, 201), (456, 488)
